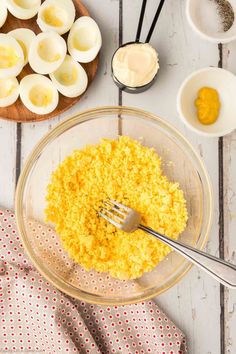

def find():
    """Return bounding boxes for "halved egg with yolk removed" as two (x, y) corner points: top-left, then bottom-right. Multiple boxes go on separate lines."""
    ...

(49, 55), (88, 98)
(20, 74), (59, 114)
(37, 0), (75, 35)
(28, 31), (67, 74)
(68, 16), (102, 63)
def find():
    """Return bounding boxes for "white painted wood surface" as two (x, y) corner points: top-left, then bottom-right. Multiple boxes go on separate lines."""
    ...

(222, 40), (236, 354)
(0, 1), (235, 353)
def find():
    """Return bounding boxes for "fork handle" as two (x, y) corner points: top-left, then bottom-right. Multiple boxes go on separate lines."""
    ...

(139, 225), (236, 289)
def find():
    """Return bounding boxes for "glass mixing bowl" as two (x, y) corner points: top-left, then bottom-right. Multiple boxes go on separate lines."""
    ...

(15, 106), (213, 305)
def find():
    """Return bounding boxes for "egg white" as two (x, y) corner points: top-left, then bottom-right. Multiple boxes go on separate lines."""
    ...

(37, 0), (75, 35)
(8, 28), (36, 66)
(28, 31), (67, 74)
(50, 55), (88, 98)
(20, 74), (59, 115)
(5, 0), (41, 20)
(68, 16), (102, 63)
(0, 34), (24, 79)
(0, 2), (8, 28)
(0, 77), (19, 107)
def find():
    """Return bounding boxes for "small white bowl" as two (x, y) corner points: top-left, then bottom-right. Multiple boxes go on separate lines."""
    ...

(177, 67), (236, 137)
(186, 0), (236, 43)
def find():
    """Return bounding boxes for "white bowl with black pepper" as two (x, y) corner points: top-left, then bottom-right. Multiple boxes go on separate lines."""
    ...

(186, 0), (236, 43)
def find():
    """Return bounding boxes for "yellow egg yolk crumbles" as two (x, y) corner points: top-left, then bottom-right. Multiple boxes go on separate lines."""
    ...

(45, 136), (188, 280)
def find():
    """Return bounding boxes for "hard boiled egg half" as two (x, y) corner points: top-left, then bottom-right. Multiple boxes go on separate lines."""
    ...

(8, 28), (36, 66)
(68, 16), (102, 63)
(5, 0), (41, 20)
(0, 33), (24, 79)
(0, 77), (19, 107)
(28, 31), (67, 74)
(20, 74), (59, 115)
(49, 55), (88, 98)
(37, 0), (75, 35)
(0, 2), (8, 28)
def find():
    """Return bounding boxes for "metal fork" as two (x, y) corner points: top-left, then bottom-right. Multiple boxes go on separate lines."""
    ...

(99, 199), (236, 289)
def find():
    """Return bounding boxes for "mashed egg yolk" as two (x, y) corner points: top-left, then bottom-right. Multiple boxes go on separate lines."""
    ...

(0, 46), (19, 69)
(45, 136), (188, 280)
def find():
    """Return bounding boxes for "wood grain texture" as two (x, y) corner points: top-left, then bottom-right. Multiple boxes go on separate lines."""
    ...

(0, 0), (98, 122)
(220, 41), (236, 354)
(223, 131), (236, 354)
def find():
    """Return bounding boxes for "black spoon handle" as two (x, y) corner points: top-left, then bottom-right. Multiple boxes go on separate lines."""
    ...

(136, 0), (147, 42)
(146, 0), (165, 43)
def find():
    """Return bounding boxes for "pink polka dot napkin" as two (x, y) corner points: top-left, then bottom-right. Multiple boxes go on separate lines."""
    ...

(0, 208), (187, 354)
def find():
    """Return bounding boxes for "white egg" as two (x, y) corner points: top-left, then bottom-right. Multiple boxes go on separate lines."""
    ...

(37, 0), (75, 35)
(0, 2), (8, 28)
(49, 55), (88, 98)
(0, 34), (24, 79)
(8, 28), (36, 66)
(5, 0), (41, 20)
(28, 31), (67, 74)
(20, 74), (59, 115)
(67, 16), (102, 63)
(0, 77), (19, 107)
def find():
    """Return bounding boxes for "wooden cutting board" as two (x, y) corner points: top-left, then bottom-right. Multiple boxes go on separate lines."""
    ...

(0, 0), (99, 122)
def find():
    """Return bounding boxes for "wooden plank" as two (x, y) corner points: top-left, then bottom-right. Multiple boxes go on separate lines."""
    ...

(221, 40), (236, 354)
(223, 131), (236, 354)
(121, 1), (221, 353)
(0, 120), (16, 209)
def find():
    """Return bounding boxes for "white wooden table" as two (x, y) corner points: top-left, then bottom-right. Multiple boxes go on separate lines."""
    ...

(0, 1), (236, 353)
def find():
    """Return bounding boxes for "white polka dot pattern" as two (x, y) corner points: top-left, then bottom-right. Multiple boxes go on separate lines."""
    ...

(27, 219), (137, 297)
(0, 208), (187, 354)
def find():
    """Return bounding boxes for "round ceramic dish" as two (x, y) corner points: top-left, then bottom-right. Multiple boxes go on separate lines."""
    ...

(177, 67), (236, 137)
(186, 0), (236, 43)
(15, 106), (213, 305)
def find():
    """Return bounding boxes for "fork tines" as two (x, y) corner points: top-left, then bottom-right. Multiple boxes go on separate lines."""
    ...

(98, 199), (127, 229)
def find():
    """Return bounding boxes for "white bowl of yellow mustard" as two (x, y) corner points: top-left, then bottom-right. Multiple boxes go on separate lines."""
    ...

(177, 67), (236, 137)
